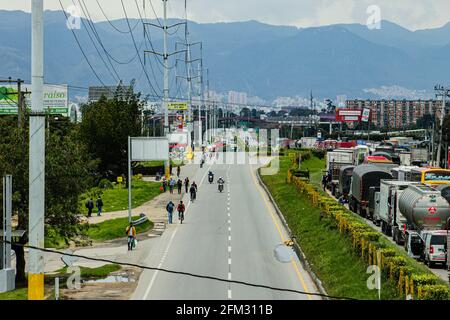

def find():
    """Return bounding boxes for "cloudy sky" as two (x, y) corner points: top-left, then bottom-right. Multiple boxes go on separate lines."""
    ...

(4, 0), (450, 30)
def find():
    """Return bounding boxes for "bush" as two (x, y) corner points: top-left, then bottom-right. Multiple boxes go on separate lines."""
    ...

(420, 285), (450, 300)
(312, 149), (326, 159)
(98, 179), (114, 189)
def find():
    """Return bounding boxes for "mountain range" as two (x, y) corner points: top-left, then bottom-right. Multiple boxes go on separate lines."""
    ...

(1, 10), (450, 101)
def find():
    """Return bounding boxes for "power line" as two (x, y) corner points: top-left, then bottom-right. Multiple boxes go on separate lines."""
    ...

(0, 239), (354, 300)
(1, 75), (270, 108)
(95, 0), (139, 34)
(58, 0), (107, 86)
(93, 0), (144, 65)
(121, 0), (160, 97)
(68, 0), (120, 82)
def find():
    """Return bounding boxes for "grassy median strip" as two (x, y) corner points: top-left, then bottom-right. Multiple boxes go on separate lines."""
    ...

(87, 216), (154, 241)
(261, 156), (399, 300)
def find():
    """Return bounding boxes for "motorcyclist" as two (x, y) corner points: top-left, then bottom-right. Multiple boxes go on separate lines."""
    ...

(208, 171), (214, 183)
(217, 177), (225, 192)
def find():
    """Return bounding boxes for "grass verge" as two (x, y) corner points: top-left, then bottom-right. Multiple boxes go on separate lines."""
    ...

(261, 156), (399, 300)
(55, 263), (122, 278)
(87, 216), (153, 241)
(81, 179), (162, 213)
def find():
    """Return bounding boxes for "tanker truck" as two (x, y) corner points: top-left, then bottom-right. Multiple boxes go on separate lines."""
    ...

(398, 184), (450, 266)
(377, 180), (420, 245)
(349, 165), (393, 218)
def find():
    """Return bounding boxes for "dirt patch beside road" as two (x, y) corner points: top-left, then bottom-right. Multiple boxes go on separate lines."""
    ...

(60, 267), (141, 300)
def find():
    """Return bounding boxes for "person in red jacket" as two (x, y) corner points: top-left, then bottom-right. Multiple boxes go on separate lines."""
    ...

(177, 201), (186, 223)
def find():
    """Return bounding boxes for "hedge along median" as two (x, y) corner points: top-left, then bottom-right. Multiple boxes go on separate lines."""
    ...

(261, 153), (450, 300)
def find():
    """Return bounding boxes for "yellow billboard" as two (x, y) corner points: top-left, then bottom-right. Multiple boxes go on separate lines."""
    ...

(168, 102), (188, 110)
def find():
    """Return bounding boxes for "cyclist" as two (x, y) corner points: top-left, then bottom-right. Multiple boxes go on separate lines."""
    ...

(178, 201), (186, 223)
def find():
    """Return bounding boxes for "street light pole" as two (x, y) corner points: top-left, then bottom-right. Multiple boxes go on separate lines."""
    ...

(28, 0), (45, 300)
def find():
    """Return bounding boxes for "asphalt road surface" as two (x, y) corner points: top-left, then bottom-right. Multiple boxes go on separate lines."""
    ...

(132, 161), (320, 300)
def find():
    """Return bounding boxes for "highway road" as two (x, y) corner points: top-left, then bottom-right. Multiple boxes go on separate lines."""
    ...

(132, 160), (320, 300)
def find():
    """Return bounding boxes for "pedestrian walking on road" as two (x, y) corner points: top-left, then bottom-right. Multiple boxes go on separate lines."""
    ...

(177, 179), (183, 194)
(166, 200), (175, 224)
(96, 196), (104, 216)
(169, 178), (175, 194)
(189, 183), (197, 201)
(177, 166), (181, 178)
(177, 201), (186, 223)
(86, 198), (94, 218)
(184, 177), (190, 193)
(125, 222), (136, 251)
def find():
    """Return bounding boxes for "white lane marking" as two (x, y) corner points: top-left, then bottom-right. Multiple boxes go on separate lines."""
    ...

(142, 164), (212, 300)
(228, 246), (231, 253)
(228, 219), (231, 224)
(228, 258), (232, 265)
(228, 235), (231, 241)
(228, 226), (231, 232)
(228, 289), (232, 299)
(228, 272), (232, 280)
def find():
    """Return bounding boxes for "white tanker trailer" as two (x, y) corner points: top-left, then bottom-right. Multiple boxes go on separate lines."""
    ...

(398, 185), (450, 265)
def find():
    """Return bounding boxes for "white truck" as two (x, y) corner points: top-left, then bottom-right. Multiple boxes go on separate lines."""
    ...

(378, 180), (420, 245)
(411, 148), (429, 165)
(300, 137), (317, 149)
(326, 149), (354, 196)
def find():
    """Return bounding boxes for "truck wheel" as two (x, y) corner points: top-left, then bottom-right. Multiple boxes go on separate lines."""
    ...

(386, 226), (392, 237)
(359, 206), (366, 218)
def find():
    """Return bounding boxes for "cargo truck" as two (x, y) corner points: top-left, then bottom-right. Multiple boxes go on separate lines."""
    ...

(398, 185), (450, 266)
(326, 149), (354, 196)
(349, 165), (393, 218)
(411, 148), (429, 166)
(377, 180), (420, 245)
(337, 165), (355, 199)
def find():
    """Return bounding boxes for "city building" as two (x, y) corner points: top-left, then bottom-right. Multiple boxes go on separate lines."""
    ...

(228, 91), (248, 106)
(345, 99), (445, 128)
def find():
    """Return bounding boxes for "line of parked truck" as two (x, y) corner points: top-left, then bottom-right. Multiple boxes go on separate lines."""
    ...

(324, 140), (450, 271)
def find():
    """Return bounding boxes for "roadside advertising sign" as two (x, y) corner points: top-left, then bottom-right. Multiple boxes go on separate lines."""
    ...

(0, 84), (69, 115)
(361, 108), (371, 122)
(168, 102), (188, 111)
(335, 109), (363, 122)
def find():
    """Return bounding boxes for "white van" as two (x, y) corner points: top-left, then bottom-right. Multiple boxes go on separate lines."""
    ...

(421, 230), (447, 267)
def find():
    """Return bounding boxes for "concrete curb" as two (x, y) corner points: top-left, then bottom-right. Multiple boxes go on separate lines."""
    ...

(256, 168), (329, 300)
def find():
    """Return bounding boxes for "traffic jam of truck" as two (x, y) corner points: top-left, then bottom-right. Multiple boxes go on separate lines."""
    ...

(320, 138), (450, 280)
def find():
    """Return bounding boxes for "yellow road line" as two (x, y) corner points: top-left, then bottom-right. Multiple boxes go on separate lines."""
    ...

(249, 164), (314, 300)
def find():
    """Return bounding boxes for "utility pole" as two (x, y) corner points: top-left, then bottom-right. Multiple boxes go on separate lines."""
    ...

(144, 0), (186, 178)
(434, 85), (450, 167)
(29, 0), (45, 300)
(205, 69), (209, 144)
(0, 78), (28, 128)
(197, 62), (204, 148)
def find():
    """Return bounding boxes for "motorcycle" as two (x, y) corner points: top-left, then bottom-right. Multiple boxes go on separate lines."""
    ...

(218, 183), (224, 193)
(208, 175), (214, 184)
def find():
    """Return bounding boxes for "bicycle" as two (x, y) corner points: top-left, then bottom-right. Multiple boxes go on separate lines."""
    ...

(179, 211), (185, 224)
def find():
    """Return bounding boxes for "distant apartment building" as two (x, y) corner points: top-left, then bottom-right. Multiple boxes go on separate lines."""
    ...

(345, 99), (444, 128)
(228, 91), (248, 106)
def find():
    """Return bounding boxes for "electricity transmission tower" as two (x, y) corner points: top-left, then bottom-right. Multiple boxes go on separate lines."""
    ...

(143, 0), (186, 177)
(434, 85), (450, 167)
